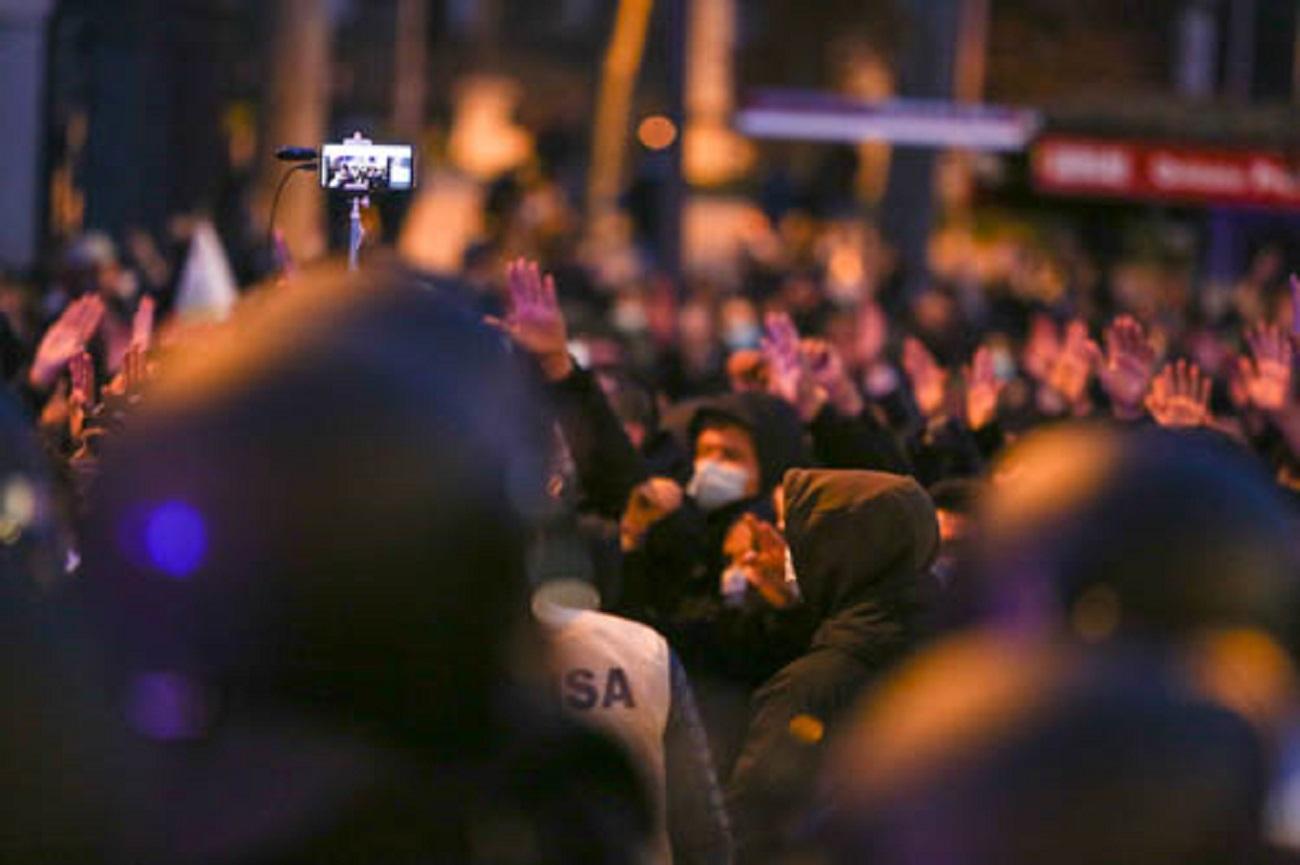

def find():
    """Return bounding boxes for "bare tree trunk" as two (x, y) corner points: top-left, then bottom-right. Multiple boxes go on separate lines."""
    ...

(392, 0), (428, 141)
(258, 0), (330, 262)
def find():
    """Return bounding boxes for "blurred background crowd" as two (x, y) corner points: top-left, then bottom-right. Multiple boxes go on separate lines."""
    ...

(8, 0), (1300, 863)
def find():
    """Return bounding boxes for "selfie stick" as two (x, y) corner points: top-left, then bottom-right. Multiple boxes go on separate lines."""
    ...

(348, 194), (369, 272)
(342, 132), (372, 272)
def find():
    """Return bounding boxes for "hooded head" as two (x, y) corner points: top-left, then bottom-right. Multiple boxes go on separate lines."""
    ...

(685, 392), (809, 511)
(783, 469), (939, 621)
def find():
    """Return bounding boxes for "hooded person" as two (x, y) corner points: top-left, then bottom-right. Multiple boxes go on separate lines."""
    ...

(685, 392), (809, 515)
(725, 468), (940, 865)
(620, 391), (809, 621)
(80, 258), (653, 864)
(616, 392), (813, 778)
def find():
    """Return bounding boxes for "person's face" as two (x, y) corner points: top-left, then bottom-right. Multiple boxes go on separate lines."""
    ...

(695, 424), (761, 498)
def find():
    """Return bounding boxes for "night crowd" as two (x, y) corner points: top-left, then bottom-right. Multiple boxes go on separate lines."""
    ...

(5, 177), (1300, 865)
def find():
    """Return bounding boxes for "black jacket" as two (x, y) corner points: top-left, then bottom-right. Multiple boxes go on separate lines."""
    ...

(620, 393), (812, 663)
(726, 469), (939, 864)
(620, 394), (814, 773)
(547, 365), (648, 519)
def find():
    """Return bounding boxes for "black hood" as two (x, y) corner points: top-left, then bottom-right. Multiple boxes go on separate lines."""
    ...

(784, 469), (939, 622)
(685, 392), (810, 496)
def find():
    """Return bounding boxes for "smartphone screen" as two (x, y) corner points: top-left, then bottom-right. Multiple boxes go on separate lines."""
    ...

(319, 142), (416, 192)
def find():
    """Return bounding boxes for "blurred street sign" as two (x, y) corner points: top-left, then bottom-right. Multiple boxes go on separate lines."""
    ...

(734, 89), (1041, 152)
(1033, 135), (1300, 209)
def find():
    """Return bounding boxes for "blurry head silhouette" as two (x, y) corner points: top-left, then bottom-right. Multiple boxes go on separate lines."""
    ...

(85, 257), (550, 750)
(967, 425), (1299, 652)
(83, 259), (655, 863)
(818, 635), (1270, 865)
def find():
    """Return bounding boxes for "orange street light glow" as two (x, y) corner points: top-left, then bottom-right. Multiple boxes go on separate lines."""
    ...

(638, 115), (678, 150)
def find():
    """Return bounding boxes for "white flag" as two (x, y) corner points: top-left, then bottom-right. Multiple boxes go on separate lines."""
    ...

(174, 220), (238, 322)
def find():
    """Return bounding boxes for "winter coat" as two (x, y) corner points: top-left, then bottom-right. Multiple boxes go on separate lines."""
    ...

(727, 469), (939, 864)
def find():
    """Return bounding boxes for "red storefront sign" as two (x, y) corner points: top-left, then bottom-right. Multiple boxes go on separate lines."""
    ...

(1032, 135), (1300, 209)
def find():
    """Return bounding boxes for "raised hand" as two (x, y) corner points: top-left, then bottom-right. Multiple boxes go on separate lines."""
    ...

(29, 295), (106, 391)
(801, 337), (864, 417)
(488, 258), (572, 381)
(902, 337), (948, 420)
(69, 350), (94, 405)
(855, 301), (889, 368)
(735, 513), (798, 609)
(1146, 360), (1212, 428)
(1290, 274), (1300, 341)
(762, 312), (826, 422)
(1045, 319), (1097, 409)
(761, 310), (801, 372)
(1238, 324), (1294, 413)
(1097, 315), (1157, 418)
(620, 477), (685, 552)
(131, 295), (155, 352)
(964, 345), (1005, 430)
(1021, 314), (1061, 383)
(67, 351), (94, 442)
(123, 344), (149, 398)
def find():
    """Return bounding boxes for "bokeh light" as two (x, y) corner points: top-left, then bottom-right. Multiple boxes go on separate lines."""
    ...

(144, 501), (208, 579)
(637, 115), (678, 151)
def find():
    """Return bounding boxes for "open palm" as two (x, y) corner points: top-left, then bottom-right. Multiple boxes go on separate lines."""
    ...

(30, 295), (106, 390)
(1146, 360), (1211, 428)
(491, 258), (571, 381)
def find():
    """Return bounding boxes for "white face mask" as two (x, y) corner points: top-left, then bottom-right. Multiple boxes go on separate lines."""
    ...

(686, 459), (752, 512)
(613, 298), (648, 334)
(723, 320), (761, 351)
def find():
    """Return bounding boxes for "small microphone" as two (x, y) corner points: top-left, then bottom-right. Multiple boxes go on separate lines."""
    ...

(276, 146), (318, 162)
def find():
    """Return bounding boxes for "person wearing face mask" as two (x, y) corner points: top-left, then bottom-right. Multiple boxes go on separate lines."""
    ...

(686, 421), (761, 512)
(619, 392), (808, 622)
(617, 392), (812, 775)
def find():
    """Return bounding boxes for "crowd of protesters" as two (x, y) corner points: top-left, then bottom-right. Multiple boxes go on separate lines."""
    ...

(3, 166), (1300, 864)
